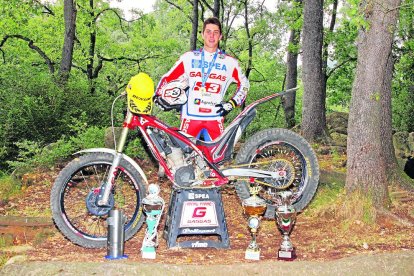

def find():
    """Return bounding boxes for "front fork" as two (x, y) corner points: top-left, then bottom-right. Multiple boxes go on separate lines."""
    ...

(97, 112), (133, 206)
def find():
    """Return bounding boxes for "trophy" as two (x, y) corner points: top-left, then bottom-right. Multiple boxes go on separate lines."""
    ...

(141, 183), (164, 259)
(242, 186), (266, 260)
(275, 191), (297, 260)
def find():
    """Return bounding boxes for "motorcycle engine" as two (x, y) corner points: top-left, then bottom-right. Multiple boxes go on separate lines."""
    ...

(166, 146), (196, 187)
(174, 165), (195, 187)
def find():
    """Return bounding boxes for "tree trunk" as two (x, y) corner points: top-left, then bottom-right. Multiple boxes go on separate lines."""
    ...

(213, 0), (220, 18)
(58, 0), (77, 84)
(381, 55), (399, 175)
(321, 0), (338, 94)
(243, 0), (252, 79)
(87, 0), (96, 94)
(190, 0), (199, 50)
(301, 0), (326, 142)
(346, 0), (402, 208)
(380, 53), (413, 192)
(282, 27), (300, 128)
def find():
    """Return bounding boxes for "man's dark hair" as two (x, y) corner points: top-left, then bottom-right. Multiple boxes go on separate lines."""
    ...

(203, 17), (222, 34)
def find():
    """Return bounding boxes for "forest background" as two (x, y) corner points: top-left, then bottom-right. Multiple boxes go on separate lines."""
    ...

(0, 0), (413, 212)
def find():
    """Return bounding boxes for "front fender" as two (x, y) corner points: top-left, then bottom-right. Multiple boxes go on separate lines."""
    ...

(75, 148), (148, 184)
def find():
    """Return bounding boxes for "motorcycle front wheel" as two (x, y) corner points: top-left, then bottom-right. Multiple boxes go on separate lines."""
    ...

(50, 152), (146, 248)
(235, 128), (319, 212)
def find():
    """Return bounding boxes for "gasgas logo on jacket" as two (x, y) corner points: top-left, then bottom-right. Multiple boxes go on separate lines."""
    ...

(189, 71), (227, 81)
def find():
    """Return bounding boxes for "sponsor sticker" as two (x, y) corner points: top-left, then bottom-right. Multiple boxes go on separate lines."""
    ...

(199, 107), (212, 113)
(191, 241), (209, 248)
(180, 201), (218, 227)
(188, 193), (210, 199)
(182, 228), (216, 234)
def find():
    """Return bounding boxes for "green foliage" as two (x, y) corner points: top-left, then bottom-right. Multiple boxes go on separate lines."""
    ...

(325, 9), (358, 112)
(0, 174), (21, 201)
(6, 126), (105, 173)
(392, 0), (414, 132)
(0, 0), (413, 175)
(0, 67), (111, 170)
(342, 0), (370, 30)
(276, 0), (302, 30)
(124, 137), (150, 160)
(69, 126), (106, 150)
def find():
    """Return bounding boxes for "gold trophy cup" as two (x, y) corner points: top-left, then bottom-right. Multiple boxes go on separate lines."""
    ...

(242, 186), (266, 260)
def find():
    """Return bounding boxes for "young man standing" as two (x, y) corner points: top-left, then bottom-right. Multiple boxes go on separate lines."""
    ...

(155, 17), (249, 141)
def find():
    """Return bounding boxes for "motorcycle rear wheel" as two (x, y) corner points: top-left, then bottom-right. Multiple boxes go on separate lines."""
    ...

(235, 128), (319, 212)
(50, 153), (145, 248)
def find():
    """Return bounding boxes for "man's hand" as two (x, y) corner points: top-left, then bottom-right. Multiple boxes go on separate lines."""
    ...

(154, 96), (181, 112)
(215, 99), (236, 116)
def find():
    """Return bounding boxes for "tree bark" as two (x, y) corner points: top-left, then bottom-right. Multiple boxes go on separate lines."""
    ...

(346, 0), (402, 208)
(242, 0), (252, 79)
(58, 0), (77, 84)
(87, 0), (96, 80)
(322, 0), (337, 92)
(381, 55), (398, 174)
(380, 52), (413, 192)
(282, 0), (302, 128)
(213, 0), (220, 18)
(282, 0), (302, 129)
(190, 0), (199, 50)
(301, 0), (326, 142)
(200, 0), (220, 18)
(282, 28), (300, 128)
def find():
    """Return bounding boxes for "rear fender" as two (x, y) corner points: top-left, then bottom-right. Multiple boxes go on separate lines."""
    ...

(74, 148), (148, 184)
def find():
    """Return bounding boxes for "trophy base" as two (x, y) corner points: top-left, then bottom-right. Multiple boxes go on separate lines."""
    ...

(141, 246), (156, 259)
(245, 248), (261, 260)
(105, 254), (128, 260)
(277, 248), (296, 261)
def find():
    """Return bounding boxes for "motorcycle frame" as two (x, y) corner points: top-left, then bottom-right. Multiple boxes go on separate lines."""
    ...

(97, 88), (297, 206)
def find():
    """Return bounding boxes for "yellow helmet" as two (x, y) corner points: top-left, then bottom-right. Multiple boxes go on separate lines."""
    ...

(126, 72), (154, 114)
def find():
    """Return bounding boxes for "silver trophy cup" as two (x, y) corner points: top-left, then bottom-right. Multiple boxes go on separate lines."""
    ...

(275, 191), (297, 260)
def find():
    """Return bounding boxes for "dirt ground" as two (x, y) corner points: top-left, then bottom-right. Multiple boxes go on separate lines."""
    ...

(1, 156), (414, 271)
(2, 251), (414, 275)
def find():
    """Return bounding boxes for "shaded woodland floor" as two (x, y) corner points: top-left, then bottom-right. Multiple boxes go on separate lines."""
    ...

(0, 152), (413, 265)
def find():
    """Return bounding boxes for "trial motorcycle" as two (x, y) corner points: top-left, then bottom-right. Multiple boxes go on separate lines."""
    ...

(50, 73), (319, 248)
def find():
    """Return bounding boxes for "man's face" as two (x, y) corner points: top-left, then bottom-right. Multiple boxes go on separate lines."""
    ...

(202, 23), (222, 51)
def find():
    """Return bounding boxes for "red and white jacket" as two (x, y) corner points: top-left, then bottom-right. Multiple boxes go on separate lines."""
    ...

(156, 48), (249, 121)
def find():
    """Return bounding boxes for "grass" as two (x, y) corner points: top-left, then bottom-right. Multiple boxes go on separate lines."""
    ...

(0, 236), (14, 268)
(303, 180), (344, 218)
(306, 186), (377, 225)
(5, 206), (51, 218)
(0, 254), (8, 268)
(0, 175), (22, 201)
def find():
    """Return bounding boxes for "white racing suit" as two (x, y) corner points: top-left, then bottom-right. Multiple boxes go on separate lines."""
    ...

(156, 48), (250, 140)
